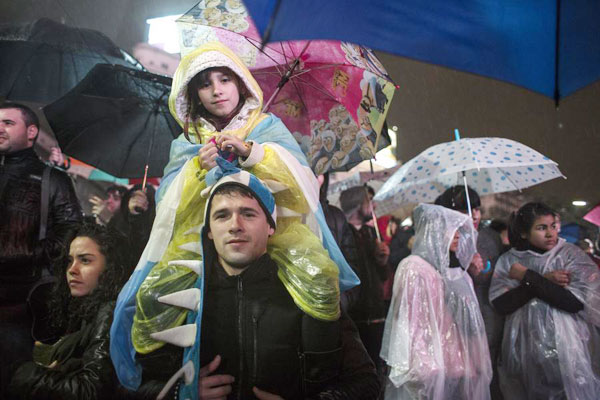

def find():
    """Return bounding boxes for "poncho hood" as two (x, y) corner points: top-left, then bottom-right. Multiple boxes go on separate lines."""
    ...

(412, 203), (477, 275)
(168, 41), (264, 140)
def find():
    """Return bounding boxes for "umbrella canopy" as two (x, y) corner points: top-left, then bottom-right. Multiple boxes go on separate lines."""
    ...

(242, 0), (600, 102)
(176, 0), (395, 174)
(328, 162), (400, 195)
(374, 137), (565, 215)
(0, 18), (143, 104)
(44, 64), (179, 178)
(584, 203), (600, 227)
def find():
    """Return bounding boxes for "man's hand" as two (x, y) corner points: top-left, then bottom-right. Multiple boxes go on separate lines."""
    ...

(253, 387), (284, 400)
(198, 355), (234, 400)
(199, 140), (219, 170)
(215, 135), (251, 158)
(128, 190), (149, 215)
(544, 270), (570, 287)
(468, 253), (484, 277)
(509, 262), (528, 281)
(374, 240), (390, 266)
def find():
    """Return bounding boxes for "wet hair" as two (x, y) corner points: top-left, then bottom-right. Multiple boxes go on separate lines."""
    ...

(434, 185), (481, 211)
(0, 102), (39, 129)
(48, 219), (131, 334)
(508, 202), (557, 250)
(184, 66), (250, 140)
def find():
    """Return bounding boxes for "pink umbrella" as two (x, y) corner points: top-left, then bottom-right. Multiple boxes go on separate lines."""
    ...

(176, 0), (396, 174)
(584, 203), (600, 227)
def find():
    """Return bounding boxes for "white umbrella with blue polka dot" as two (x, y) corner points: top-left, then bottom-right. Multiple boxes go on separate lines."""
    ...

(373, 137), (565, 216)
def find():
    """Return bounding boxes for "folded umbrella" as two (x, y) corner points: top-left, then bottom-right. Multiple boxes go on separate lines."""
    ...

(44, 64), (179, 179)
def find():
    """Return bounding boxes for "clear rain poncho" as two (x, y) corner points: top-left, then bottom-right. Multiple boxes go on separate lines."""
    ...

(381, 204), (492, 400)
(489, 238), (600, 399)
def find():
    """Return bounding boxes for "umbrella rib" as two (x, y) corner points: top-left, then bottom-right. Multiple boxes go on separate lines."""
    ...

(497, 167), (523, 192)
(288, 77), (309, 112)
(290, 76), (339, 102)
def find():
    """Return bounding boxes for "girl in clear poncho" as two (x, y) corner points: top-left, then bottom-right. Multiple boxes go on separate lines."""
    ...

(381, 204), (492, 400)
(489, 202), (600, 399)
(110, 42), (359, 393)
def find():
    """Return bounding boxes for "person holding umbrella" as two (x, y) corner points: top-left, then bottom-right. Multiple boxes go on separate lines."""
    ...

(110, 42), (359, 397)
(489, 202), (600, 399)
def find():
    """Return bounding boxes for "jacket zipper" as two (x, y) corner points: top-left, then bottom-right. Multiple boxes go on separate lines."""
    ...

(236, 276), (244, 400)
(252, 315), (258, 383)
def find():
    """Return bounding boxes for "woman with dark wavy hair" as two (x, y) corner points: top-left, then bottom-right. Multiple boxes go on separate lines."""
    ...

(9, 220), (130, 400)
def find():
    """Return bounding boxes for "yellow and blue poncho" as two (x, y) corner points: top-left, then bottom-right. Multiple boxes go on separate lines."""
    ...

(110, 42), (359, 398)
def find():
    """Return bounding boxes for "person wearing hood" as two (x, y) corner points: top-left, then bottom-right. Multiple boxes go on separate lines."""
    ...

(489, 202), (600, 399)
(381, 204), (492, 400)
(110, 42), (359, 396)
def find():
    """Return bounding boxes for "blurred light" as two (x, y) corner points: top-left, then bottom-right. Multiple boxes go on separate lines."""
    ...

(572, 200), (587, 207)
(146, 15), (181, 54)
(401, 217), (412, 227)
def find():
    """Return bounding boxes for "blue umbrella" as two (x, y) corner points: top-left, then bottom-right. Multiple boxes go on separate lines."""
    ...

(242, 0), (600, 103)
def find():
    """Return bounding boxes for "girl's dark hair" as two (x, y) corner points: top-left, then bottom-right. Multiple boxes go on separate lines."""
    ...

(434, 185), (481, 211)
(184, 66), (250, 140)
(508, 202), (557, 250)
(48, 219), (131, 334)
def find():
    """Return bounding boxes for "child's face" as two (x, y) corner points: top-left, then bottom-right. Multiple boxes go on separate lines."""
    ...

(524, 214), (558, 251)
(196, 70), (240, 118)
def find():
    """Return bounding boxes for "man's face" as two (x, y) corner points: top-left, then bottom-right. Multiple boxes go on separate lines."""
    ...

(208, 192), (275, 274)
(0, 108), (37, 154)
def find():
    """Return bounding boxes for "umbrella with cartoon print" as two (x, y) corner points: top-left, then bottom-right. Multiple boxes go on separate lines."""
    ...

(373, 135), (565, 216)
(176, 0), (396, 174)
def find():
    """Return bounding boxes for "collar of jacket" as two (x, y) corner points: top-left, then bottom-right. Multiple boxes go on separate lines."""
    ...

(2, 147), (37, 164)
(208, 253), (278, 289)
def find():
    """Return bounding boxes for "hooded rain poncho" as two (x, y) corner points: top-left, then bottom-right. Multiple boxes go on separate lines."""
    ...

(381, 204), (492, 400)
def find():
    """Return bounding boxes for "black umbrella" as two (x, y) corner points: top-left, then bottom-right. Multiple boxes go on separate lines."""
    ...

(0, 18), (143, 104)
(44, 63), (180, 179)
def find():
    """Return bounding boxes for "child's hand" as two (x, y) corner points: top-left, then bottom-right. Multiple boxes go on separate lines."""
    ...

(544, 270), (570, 287)
(216, 135), (251, 158)
(199, 140), (218, 170)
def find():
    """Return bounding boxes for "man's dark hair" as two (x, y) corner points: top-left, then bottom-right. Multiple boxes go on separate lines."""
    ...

(0, 102), (40, 129)
(508, 202), (557, 250)
(434, 185), (481, 211)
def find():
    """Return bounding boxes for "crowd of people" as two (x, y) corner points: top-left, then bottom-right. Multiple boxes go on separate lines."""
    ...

(1, 41), (600, 400)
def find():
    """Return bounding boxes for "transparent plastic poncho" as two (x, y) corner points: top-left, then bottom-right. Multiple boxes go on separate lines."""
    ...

(489, 239), (600, 399)
(381, 204), (492, 400)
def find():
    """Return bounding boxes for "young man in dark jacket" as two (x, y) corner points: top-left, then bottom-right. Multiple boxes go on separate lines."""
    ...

(0, 103), (81, 397)
(135, 164), (379, 400)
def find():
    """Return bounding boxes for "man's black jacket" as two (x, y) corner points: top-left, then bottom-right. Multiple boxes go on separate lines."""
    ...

(0, 147), (81, 303)
(136, 254), (380, 400)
